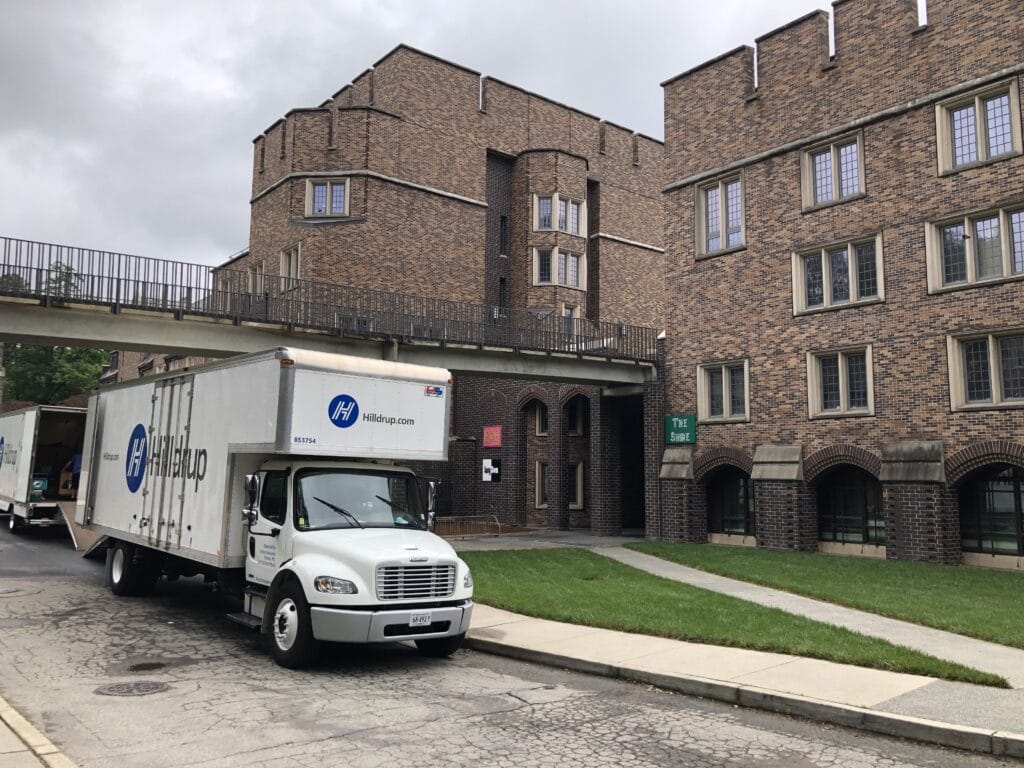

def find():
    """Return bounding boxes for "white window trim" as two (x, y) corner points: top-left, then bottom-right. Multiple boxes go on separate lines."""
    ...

(247, 260), (265, 294)
(800, 132), (865, 210)
(696, 174), (745, 257)
(697, 358), (750, 424)
(791, 234), (885, 315)
(532, 193), (587, 237)
(925, 205), (1024, 293)
(946, 331), (1024, 412)
(305, 178), (350, 217)
(535, 402), (548, 436)
(535, 460), (549, 509)
(568, 462), (584, 510)
(935, 78), (1022, 175)
(806, 346), (875, 419)
(280, 244), (300, 292)
(532, 247), (588, 290)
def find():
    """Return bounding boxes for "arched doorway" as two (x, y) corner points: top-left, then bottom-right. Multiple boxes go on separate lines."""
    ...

(816, 464), (884, 545)
(959, 464), (1024, 556)
(705, 466), (754, 537)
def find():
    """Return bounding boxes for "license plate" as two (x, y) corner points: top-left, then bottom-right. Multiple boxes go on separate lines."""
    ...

(37, 519), (50, 527)
(409, 611), (432, 627)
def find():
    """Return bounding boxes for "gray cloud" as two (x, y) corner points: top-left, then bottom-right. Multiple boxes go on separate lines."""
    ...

(1, 0), (850, 266)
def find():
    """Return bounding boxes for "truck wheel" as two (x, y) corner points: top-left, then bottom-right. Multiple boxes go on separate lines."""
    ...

(8, 512), (23, 535)
(267, 582), (319, 669)
(107, 540), (140, 596)
(415, 633), (465, 658)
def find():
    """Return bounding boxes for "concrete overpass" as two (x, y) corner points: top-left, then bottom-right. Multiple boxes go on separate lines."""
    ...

(0, 237), (658, 386)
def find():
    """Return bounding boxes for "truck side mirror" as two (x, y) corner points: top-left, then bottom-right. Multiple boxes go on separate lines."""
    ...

(427, 481), (437, 514)
(245, 474), (260, 510)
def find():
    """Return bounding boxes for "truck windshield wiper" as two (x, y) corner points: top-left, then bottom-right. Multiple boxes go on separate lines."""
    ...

(374, 494), (404, 511)
(313, 496), (363, 529)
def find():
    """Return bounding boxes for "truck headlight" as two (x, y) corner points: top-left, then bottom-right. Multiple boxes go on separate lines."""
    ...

(463, 569), (473, 589)
(314, 576), (358, 594)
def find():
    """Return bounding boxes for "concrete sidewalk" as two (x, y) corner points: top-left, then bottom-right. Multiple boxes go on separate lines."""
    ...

(0, 693), (75, 767)
(465, 604), (1024, 758)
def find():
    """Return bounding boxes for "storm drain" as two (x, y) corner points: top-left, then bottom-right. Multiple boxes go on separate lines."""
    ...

(95, 681), (170, 697)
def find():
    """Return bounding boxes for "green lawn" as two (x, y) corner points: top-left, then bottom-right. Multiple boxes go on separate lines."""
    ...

(461, 548), (1007, 687)
(628, 541), (1024, 650)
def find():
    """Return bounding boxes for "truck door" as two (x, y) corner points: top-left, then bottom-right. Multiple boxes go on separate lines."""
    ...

(141, 375), (195, 549)
(246, 469), (288, 586)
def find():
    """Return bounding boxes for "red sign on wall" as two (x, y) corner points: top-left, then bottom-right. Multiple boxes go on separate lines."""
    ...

(482, 425), (502, 448)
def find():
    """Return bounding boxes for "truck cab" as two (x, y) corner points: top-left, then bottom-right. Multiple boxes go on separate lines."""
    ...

(241, 459), (473, 667)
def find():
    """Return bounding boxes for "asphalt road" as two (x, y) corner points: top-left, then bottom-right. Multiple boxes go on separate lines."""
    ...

(0, 523), (1014, 768)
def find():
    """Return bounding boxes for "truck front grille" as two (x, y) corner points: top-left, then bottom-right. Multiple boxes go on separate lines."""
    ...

(375, 564), (456, 600)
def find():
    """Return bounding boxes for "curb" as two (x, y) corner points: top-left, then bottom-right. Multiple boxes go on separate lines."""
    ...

(0, 693), (78, 768)
(465, 636), (1024, 759)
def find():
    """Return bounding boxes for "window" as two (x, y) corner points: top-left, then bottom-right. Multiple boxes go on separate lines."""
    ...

(947, 331), (1024, 410)
(802, 135), (864, 208)
(498, 277), (508, 308)
(535, 461), (549, 508)
(707, 467), (755, 536)
(698, 176), (743, 255)
(305, 179), (348, 217)
(280, 245), (300, 291)
(960, 465), (1024, 556)
(568, 462), (584, 509)
(793, 236), (884, 313)
(499, 215), (509, 256)
(697, 359), (749, 423)
(936, 81), (1022, 174)
(567, 397), (585, 436)
(534, 193), (585, 235)
(260, 470), (289, 526)
(926, 206), (1024, 291)
(535, 402), (549, 436)
(533, 248), (586, 289)
(807, 346), (874, 418)
(247, 262), (264, 294)
(817, 466), (884, 545)
(562, 305), (578, 340)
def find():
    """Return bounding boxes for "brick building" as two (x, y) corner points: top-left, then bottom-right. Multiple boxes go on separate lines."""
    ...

(217, 46), (665, 532)
(659, 0), (1024, 567)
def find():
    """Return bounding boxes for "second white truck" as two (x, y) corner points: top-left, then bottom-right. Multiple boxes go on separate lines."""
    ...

(76, 348), (473, 668)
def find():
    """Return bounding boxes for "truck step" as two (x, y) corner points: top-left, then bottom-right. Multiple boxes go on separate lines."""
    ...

(225, 612), (262, 631)
(244, 584), (268, 598)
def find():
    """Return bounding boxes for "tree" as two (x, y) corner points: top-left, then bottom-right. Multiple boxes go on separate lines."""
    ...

(2, 344), (108, 405)
(0, 272), (26, 293)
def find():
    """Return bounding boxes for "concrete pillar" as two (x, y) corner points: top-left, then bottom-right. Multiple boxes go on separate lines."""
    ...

(880, 441), (959, 564)
(751, 445), (814, 550)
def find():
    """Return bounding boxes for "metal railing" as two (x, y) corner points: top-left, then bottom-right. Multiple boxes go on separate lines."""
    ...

(0, 236), (658, 362)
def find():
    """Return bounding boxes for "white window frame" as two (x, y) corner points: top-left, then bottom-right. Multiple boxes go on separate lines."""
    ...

(535, 402), (549, 436)
(280, 244), (300, 292)
(936, 79), (1022, 175)
(791, 234), (885, 314)
(568, 462), (584, 510)
(925, 205), (1024, 293)
(801, 132), (865, 209)
(533, 247), (587, 290)
(946, 331), (1024, 411)
(305, 179), (350, 217)
(533, 193), (587, 237)
(697, 358), (750, 423)
(535, 461), (549, 509)
(806, 346), (875, 419)
(247, 261), (265, 294)
(696, 174), (744, 257)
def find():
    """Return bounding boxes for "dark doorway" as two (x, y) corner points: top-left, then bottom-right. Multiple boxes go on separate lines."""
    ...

(619, 395), (645, 529)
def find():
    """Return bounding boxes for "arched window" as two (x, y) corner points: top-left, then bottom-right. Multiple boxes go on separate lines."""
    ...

(817, 465), (884, 544)
(960, 464), (1024, 556)
(706, 467), (755, 536)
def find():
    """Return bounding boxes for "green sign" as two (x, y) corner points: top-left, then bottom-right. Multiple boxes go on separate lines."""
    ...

(665, 414), (696, 445)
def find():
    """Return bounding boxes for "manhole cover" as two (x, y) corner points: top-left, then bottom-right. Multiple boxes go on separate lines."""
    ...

(128, 662), (166, 672)
(95, 681), (170, 697)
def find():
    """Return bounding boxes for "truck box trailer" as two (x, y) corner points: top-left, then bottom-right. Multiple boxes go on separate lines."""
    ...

(0, 405), (87, 533)
(77, 347), (473, 667)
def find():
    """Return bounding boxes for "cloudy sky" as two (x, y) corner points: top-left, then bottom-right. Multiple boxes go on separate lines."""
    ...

(1, 0), (899, 267)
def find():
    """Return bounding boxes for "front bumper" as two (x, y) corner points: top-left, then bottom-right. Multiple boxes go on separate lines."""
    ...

(21, 505), (67, 527)
(310, 601), (473, 643)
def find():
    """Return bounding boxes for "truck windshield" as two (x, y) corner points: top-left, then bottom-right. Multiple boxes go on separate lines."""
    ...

(293, 469), (427, 531)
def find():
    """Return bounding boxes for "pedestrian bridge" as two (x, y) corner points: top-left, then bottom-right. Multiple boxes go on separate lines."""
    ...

(0, 237), (657, 385)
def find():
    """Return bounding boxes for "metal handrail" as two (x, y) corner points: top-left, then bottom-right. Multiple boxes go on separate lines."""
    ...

(0, 236), (658, 362)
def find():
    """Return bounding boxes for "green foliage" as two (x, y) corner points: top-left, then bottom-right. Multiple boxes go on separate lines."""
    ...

(0, 272), (26, 292)
(461, 548), (1007, 687)
(2, 344), (108, 404)
(44, 262), (83, 300)
(628, 541), (1024, 650)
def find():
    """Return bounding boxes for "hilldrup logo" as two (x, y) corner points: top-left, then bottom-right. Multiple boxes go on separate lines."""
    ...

(125, 424), (148, 493)
(328, 394), (360, 428)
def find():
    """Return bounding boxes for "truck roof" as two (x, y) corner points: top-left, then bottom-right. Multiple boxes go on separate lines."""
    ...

(0, 404), (87, 418)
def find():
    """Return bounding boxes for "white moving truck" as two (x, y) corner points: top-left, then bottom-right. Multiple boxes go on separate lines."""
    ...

(0, 405), (87, 533)
(77, 348), (473, 668)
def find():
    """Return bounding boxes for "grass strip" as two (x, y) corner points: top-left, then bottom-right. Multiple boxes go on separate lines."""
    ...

(628, 541), (1024, 650)
(462, 548), (1008, 688)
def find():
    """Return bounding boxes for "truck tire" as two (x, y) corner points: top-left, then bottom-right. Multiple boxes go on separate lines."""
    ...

(107, 540), (141, 596)
(8, 512), (23, 535)
(415, 632), (465, 658)
(266, 581), (319, 669)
